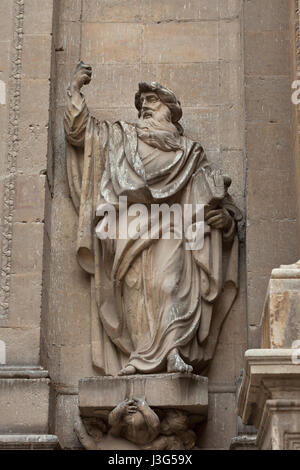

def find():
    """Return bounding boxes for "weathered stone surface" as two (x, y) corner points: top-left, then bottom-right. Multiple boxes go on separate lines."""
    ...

(11, 222), (44, 274)
(141, 0), (219, 22)
(0, 0), (296, 451)
(81, 23), (142, 65)
(79, 374), (208, 416)
(54, 394), (82, 450)
(14, 175), (46, 223)
(21, 35), (52, 79)
(0, 328), (41, 365)
(197, 392), (237, 449)
(143, 22), (219, 64)
(230, 435), (257, 450)
(245, 31), (291, 76)
(0, 0), (13, 42)
(0, 367), (50, 433)
(244, 0), (289, 32)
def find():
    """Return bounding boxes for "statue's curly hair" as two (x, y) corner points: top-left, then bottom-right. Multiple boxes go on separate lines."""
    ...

(135, 82), (184, 135)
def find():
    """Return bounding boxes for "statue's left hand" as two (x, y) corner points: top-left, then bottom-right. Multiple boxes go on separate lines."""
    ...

(205, 208), (232, 231)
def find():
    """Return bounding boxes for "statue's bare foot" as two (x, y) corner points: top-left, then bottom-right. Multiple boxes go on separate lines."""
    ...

(118, 365), (137, 376)
(167, 350), (193, 374)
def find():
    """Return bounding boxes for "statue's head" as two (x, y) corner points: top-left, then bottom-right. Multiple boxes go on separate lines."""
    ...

(135, 82), (183, 136)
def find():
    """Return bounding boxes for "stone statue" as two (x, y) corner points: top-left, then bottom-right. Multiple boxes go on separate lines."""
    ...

(64, 60), (242, 377)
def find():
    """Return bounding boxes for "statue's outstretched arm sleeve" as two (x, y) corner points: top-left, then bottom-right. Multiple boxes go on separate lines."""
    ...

(64, 86), (89, 148)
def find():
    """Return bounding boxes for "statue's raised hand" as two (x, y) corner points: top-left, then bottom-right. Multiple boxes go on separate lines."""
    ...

(71, 60), (92, 92)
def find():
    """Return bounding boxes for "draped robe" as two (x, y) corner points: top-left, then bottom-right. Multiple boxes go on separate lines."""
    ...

(64, 90), (241, 376)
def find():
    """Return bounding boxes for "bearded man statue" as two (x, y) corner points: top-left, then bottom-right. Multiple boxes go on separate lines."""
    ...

(64, 61), (242, 377)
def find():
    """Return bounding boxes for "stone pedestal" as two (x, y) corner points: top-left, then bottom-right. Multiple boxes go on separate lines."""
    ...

(230, 435), (257, 450)
(79, 373), (208, 417)
(237, 349), (300, 450)
(0, 366), (59, 450)
(261, 261), (300, 349)
(77, 374), (208, 450)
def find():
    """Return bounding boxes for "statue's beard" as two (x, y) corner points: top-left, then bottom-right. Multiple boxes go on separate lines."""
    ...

(137, 109), (182, 152)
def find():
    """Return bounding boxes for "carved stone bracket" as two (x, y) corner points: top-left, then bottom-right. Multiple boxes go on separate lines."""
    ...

(75, 374), (208, 450)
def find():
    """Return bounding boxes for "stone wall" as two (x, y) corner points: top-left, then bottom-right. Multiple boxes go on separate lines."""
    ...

(0, 0), (54, 366)
(244, 0), (298, 350)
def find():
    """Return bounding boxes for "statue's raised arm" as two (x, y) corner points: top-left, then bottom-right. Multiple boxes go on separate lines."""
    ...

(64, 60), (92, 148)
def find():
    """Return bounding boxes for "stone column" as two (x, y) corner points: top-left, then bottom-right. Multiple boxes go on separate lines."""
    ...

(0, 0), (58, 449)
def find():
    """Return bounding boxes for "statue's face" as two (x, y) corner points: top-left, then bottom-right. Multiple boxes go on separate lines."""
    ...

(140, 92), (171, 121)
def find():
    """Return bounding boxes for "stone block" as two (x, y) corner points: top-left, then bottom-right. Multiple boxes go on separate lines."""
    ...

(0, 0), (13, 42)
(55, 21), (81, 66)
(14, 174), (46, 223)
(219, 18), (241, 62)
(79, 374), (208, 416)
(20, 78), (50, 125)
(0, 434), (59, 450)
(84, 64), (141, 108)
(0, 328), (41, 365)
(246, 122), (292, 171)
(81, 23), (142, 65)
(59, 344), (95, 388)
(247, 272), (271, 326)
(245, 31), (290, 76)
(141, 0), (219, 22)
(247, 168), (297, 221)
(21, 35), (52, 80)
(23, 0), (54, 35)
(55, 394), (82, 449)
(143, 22), (219, 64)
(230, 435), (257, 450)
(244, 0), (289, 33)
(261, 262), (300, 349)
(181, 107), (219, 151)
(17, 127), (48, 175)
(197, 392), (237, 449)
(7, 273), (43, 328)
(82, 0), (141, 22)
(141, 62), (221, 108)
(0, 367), (50, 433)
(11, 222), (44, 275)
(247, 219), (298, 276)
(58, 0), (82, 22)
